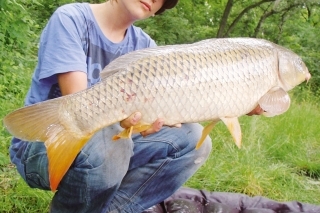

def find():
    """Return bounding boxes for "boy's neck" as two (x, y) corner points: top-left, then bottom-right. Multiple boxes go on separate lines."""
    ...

(90, 2), (134, 43)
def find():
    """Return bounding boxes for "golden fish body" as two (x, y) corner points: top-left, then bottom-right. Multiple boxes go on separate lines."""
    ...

(3, 38), (310, 191)
(59, 38), (305, 131)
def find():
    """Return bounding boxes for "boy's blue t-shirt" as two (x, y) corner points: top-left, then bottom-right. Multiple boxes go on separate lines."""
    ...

(10, 3), (156, 179)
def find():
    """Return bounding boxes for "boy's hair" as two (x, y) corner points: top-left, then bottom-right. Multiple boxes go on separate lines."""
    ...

(109, 0), (179, 15)
(156, 0), (179, 15)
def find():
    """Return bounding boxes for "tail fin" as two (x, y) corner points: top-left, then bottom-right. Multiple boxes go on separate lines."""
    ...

(3, 99), (62, 142)
(3, 99), (93, 191)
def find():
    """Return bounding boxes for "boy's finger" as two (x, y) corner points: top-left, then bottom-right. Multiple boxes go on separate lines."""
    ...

(140, 118), (164, 137)
(120, 112), (141, 128)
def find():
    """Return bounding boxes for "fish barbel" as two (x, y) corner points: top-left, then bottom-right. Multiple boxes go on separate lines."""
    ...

(3, 38), (310, 191)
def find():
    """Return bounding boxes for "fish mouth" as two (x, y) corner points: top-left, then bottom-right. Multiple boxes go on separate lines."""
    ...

(306, 72), (311, 83)
(140, 1), (151, 11)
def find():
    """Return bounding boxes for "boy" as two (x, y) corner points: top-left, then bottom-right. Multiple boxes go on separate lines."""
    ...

(10, 0), (213, 212)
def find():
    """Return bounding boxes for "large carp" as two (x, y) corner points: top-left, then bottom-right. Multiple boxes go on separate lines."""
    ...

(3, 38), (310, 191)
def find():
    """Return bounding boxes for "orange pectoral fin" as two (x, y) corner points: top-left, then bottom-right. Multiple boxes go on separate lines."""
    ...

(45, 129), (93, 191)
(258, 87), (291, 117)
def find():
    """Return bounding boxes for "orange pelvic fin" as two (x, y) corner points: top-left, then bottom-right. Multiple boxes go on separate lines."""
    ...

(196, 120), (219, 150)
(112, 122), (152, 140)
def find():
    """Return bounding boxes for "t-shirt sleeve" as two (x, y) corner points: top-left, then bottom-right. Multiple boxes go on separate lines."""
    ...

(149, 39), (157, 48)
(37, 7), (87, 80)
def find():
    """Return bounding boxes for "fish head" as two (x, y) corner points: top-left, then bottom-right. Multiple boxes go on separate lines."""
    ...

(278, 48), (311, 91)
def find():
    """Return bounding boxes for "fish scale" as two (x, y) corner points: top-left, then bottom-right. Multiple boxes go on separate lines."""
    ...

(3, 38), (310, 191)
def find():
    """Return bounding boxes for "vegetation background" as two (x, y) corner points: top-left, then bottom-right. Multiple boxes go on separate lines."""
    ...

(0, 0), (319, 212)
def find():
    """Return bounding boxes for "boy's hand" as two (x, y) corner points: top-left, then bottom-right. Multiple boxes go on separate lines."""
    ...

(247, 105), (264, 116)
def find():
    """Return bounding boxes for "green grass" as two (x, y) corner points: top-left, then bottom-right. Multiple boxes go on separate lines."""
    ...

(187, 95), (320, 204)
(1, 79), (320, 212)
(0, 59), (53, 212)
